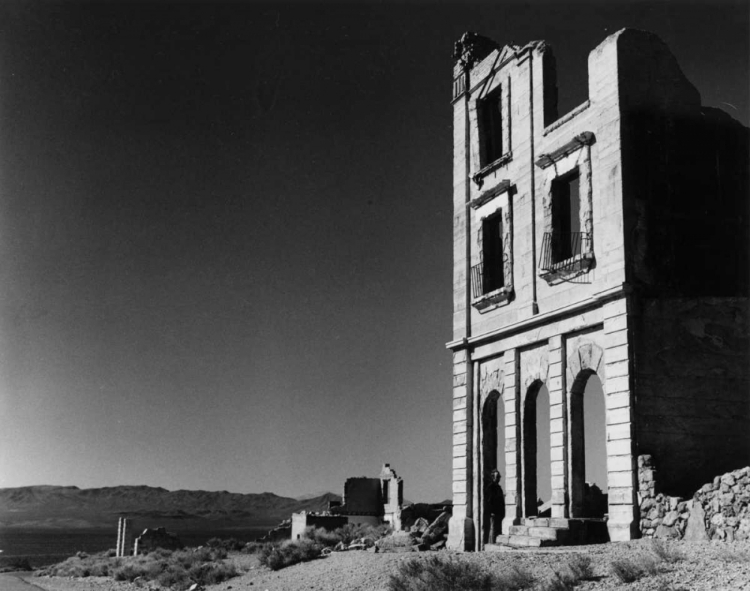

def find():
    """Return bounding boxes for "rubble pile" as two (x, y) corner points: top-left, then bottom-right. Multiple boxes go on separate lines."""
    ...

(638, 455), (750, 542)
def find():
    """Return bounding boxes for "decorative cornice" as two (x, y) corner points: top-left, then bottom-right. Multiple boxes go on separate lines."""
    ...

(472, 152), (513, 188)
(536, 132), (596, 169)
(446, 283), (632, 352)
(469, 180), (512, 209)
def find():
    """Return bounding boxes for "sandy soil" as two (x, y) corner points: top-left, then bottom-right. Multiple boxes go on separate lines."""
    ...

(22, 540), (750, 591)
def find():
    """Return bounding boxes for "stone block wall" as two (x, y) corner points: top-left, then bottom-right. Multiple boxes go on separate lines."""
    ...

(638, 455), (750, 542)
(637, 455), (690, 539)
(693, 468), (750, 542)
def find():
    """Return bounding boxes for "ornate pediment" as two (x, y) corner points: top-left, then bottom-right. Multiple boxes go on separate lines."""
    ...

(453, 32), (500, 70)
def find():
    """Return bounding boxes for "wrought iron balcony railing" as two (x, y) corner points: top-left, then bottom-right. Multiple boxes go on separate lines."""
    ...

(471, 259), (506, 299)
(539, 231), (592, 272)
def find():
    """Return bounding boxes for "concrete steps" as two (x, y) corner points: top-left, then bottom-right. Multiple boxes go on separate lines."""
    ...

(490, 517), (608, 549)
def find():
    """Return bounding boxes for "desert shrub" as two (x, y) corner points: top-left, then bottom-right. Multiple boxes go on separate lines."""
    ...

(303, 526), (342, 547)
(377, 531), (418, 550)
(188, 560), (239, 585)
(148, 547), (174, 559)
(387, 555), (530, 591)
(496, 564), (535, 590)
(40, 552), (117, 578)
(113, 562), (147, 582)
(651, 540), (685, 563)
(258, 539), (322, 571)
(539, 572), (575, 591)
(564, 553), (595, 582)
(35, 543), (240, 590)
(241, 541), (267, 554)
(610, 556), (659, 583)
(0, 557), (33, 573)
(156, 564), (190, 589)
(717, 547), (750, 563)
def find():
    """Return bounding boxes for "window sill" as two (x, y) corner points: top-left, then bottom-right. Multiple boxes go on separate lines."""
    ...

(472, 286), (514, 312)
(472, 152), (513, 188)
(539, 253), (595, 285)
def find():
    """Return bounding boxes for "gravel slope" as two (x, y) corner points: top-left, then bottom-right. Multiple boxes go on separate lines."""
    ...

(27, 540), (750, 591)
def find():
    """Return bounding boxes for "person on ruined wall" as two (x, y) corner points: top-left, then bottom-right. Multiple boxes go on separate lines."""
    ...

(484, 469), (505, 544)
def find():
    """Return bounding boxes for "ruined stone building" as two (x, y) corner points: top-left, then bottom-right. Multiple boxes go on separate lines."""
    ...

(290, 463), (403, 539)
(447, 29), (749, 550)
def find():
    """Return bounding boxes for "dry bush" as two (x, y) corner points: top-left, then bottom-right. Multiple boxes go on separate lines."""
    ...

(39, 544), (239, 590)
(258, 539), (322, 571)
(0, 557), (33, 573)
(387, 555), (494, 591)
(495, 564), (535, 590)
(377, 531), (417, 550)
(566, 554), (595, 580)
(303, 526), (342, 547)
(387, 556), (533, 591)
(610, 555), (659, 583)
(540, 572), (575, 591)
(650, 540), (685, 563)
(717, 547), (750, 563)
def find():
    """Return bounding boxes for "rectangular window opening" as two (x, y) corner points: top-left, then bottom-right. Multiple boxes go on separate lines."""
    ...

(551, 169), (582, 263)
(479, 86), (503, 166)
(482, 211), (505, 293)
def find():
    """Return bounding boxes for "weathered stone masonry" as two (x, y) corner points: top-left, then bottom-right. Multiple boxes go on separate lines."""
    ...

(447, 29), (749, 550)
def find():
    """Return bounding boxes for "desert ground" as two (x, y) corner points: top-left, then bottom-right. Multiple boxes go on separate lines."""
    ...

(4, 540), (749, 591)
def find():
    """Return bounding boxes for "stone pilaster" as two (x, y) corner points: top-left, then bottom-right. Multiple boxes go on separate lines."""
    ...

(448, 349), (475, 550)
(603, 297), (637, 541)
(547, 335), (567, 517)
(501, 348), (521, 534)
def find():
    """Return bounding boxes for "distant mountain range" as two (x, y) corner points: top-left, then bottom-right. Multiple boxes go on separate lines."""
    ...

(0, 485), (340, 531)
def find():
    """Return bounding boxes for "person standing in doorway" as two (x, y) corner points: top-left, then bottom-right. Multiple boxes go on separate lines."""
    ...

(485, 469), (505, 544)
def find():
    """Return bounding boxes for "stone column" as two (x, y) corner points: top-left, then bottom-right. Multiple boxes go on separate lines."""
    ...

(501, 348), (521, 534)
(603, 297), (637, 541)
(447, 349), (475, 551)
(547, 335), (567, 518)
(116, 518), (123, 557)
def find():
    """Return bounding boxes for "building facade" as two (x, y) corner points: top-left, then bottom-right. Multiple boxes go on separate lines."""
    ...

(447, 29), (749, 550)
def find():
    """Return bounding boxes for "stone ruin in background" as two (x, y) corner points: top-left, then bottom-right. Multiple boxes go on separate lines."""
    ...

(290, 463), (406, 540)
(115, 517), (183, 556)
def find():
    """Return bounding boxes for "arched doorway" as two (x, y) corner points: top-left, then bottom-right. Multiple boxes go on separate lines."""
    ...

(570, 371), (607, 518)
(481, 391), (505, 544)
(523, 381), (551, 517)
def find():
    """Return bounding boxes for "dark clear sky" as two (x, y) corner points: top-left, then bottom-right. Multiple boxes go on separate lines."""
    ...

(0, 1), (747, 502)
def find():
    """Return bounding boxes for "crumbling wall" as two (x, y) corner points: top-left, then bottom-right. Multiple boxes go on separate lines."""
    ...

(637, 455), (690, 538)
(133, 528), (183, 554)
(380, 464), (403, 530)
(291, 512), (348, 541)
(638, 456), (750, 542)
(341, 477), (382, 515)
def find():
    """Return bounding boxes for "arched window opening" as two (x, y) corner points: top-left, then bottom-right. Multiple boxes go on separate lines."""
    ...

(523, 382), (551, 517)
(482, 391), (505, 544)
(570, 371), (607, 518)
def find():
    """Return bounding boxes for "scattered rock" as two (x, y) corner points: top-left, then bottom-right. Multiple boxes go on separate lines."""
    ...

(420, 511), (451, 546)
